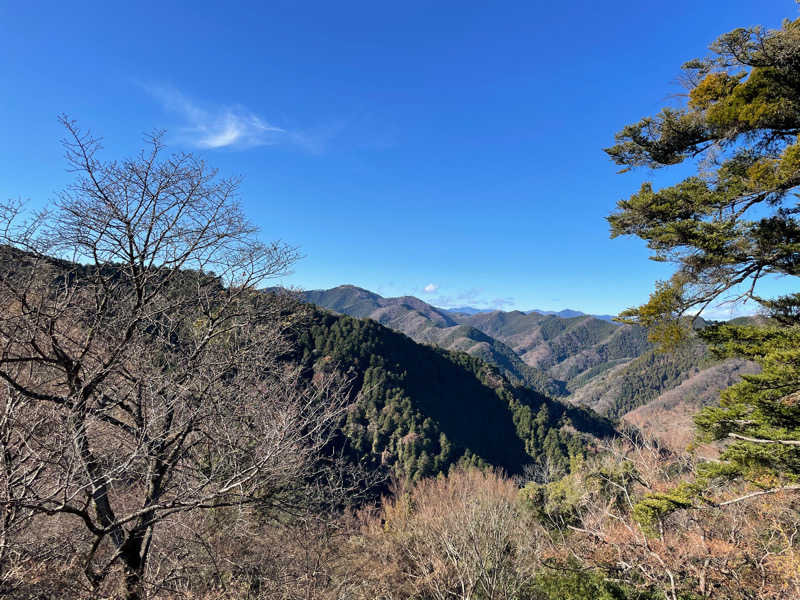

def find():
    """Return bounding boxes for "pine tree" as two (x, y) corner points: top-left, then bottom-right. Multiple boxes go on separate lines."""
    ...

(607, 15), (800, 496)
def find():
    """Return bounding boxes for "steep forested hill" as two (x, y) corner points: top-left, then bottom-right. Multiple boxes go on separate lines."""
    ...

(286, 305), (616, 480)
(297, 286), (762, 447)
(455, 310), (650, 383)
(622, 358), (761, 449)
(566, 320), (761, 426)
(567, 339), (713, 418)
(296, 286), (567, 397)
(0, 250), (614, 485)
(298, 286), (651, 397)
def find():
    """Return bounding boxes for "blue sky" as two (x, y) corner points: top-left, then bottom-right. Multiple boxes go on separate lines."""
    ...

(1, 1), (797, 316)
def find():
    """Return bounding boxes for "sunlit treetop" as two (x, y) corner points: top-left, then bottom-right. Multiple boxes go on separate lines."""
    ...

(607, 17), (800, 342)
(608, 13), (800, 503)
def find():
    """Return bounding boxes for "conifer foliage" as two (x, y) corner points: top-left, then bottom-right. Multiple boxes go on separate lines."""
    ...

(607, 18), (800, 495)
(287, 308), (616, 481)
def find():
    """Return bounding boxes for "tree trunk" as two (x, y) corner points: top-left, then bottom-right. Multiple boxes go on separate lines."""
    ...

(120, 534), (146, 600)
(124, 566), (144, 600)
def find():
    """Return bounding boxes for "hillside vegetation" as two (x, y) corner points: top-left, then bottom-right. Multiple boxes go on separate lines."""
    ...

(298, 286), (761, 435)
(299, 286), (651, 394)
(623, 358), (761, 448)
(298, 285), (568, 397)
(287, 305), (616, 480)
(6, 11), (800, 596)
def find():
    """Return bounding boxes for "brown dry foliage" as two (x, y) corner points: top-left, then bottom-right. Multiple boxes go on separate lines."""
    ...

(0, 121), (353, 600)
(353, 467), (543, 600)
(532, 434), (800, 600)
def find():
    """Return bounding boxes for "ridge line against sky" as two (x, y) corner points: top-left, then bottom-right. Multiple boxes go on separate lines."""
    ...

(1, 1), (797, 318)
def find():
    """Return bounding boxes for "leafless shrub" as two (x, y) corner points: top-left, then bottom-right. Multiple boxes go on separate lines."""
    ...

(533, 432), (800, 600)
(358, 467), (542, 600)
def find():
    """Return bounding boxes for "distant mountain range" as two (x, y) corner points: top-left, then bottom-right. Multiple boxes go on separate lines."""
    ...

(442, 306), (495, 315)
(299, 285), (567, 397)
(293, 285), (760, 448)
(443, 305), (617, 322)
(527, 309), (617, 322)
(294, 285), (652, 402)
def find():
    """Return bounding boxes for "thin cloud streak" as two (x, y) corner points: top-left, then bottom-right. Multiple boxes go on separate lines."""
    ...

(143, 85), (286, 150)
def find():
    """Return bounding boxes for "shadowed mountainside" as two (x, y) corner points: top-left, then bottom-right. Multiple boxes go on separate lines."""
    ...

(0, 248), (615, 483)
(297, 286), (763, 430)
(285, 304), (617, 479)
(622, 358), (760, 449)
(298, 286), (649, 399)
(298, 285), (568, 397)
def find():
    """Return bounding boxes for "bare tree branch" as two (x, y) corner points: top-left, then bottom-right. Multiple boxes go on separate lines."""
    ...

(0, 119), (347, 600)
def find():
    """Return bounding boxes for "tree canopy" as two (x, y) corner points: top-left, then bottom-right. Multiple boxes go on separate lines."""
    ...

(607, 17), (800, 496)
(608, 18), (800, 335)
(0, 120), (348, 600)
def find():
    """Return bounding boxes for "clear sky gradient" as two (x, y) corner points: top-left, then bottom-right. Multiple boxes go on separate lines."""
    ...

(1, 1), (796, 316)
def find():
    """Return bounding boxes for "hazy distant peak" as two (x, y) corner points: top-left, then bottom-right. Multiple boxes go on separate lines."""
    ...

(331, 284), (379, 295)
(526, 308), (617, 322)
(445, 305), (617, 322)
(444, 306), (497, 315)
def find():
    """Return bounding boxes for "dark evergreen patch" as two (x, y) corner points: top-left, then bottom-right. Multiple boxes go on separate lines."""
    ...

(286, 307), (616, 480)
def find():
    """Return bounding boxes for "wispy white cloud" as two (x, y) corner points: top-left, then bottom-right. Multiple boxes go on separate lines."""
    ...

(143, 85), (286, 150)
(423, 283), (438, 294)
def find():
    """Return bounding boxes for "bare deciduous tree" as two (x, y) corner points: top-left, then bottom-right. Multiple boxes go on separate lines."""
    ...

(0, 117), (348, 599)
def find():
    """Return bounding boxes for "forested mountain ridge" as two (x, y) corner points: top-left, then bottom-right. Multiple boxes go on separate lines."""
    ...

(303, 284), (457, 326)
(297, 285), (762, 443)
(284, 304), (617, 480)
(568, 336), (713, 417)
(291, 285), (568, 397)
(296, 286), (654, 397)
(456, 309), (650, 381)
(622, 357), (761, 448)
(0, 246), (613, 485)
(445, 306), (616, 321)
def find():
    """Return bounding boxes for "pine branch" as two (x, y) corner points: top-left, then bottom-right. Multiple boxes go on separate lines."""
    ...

(718, 484), (800, 506)
(728, 433), (800, 446)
